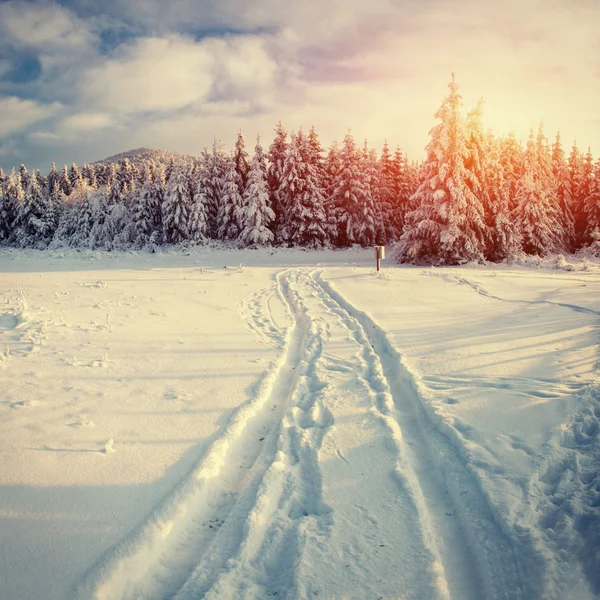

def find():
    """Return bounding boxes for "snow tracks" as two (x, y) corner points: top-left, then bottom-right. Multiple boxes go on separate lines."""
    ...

(78, 268), (528, 600)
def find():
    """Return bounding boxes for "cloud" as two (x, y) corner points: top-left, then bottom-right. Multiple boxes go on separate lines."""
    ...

(0, 1), (95, 54)
(81, 36), (214, 113)
(0, 96), (61, 135)
(61, 111), (117, 133)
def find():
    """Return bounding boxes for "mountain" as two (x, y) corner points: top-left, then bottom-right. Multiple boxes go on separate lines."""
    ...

(94, 147), (197, 169)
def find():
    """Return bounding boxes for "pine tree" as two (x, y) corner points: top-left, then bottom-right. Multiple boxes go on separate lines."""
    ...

(59, 165), (71, 196)
(132, 174), (163, 247)
(323, 141), (342, 243)
(500, 131), (523, 210)
(18, 164), (30, 191)
(14, 176), (55, 247)
(69, 163), (83, 190)
(514, 130), (564, 255)
(267, 121), (288, 243)
(47, 163), (60, 194)
(279, 130), (329, 247)
(188, 162), (209, 245)
(552, 133), (575, 251)
(0, 171), (22, 245)
(583, 157), (600, 243)
(568, 142), (586, 248)
(361, 141), (386, 244)
(233, 130), (250, 194)
(81, 163), (97, 188)
(378, 142), (398, 239)
(217, 158), (244, 241)
(70, 185), (95, 247)
(162, 163), (191, 244)
(118, 157), (135, 195)
(0, 168), (5, 185)
(238, 137), (275, 247)
(398, 75), (487, 264)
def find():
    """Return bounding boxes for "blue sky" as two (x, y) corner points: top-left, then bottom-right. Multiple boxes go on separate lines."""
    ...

(0, 0), (599, 171)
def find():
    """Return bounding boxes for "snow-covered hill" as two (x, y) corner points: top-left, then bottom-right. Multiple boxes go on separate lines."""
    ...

(0, 247), (598, 600)
(93, 147), (195, 168)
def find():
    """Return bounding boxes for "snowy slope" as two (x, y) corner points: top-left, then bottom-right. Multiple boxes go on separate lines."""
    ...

(0, 248), (598, 600)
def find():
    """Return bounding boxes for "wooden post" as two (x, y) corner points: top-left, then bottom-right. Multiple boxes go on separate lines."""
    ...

(375, 246), (385, 272)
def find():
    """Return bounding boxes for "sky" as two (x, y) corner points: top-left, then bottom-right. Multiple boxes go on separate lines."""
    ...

(0, 0), (599, 172)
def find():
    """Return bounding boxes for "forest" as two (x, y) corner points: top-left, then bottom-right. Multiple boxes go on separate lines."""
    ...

(1, 77), (599, 264)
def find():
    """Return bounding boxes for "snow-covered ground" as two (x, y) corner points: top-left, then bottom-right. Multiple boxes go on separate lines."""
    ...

(1, 247), (599, 600)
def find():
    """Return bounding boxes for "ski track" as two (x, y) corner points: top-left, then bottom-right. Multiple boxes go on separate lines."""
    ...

(77, 269), (330, 600)
(425, 271), (600, 316)
(315, 271), (538, 599)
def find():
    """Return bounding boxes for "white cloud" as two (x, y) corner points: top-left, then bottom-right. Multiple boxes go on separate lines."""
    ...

(0, 96), (61, 136)
(61, 112), (116, 133)
(82, 36), (214, 113)
(0, 1), (95, 54)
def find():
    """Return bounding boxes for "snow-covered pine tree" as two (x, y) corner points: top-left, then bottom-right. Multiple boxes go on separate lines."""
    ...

(162, 162), (191, 244)
(465, 101), (519, 261)
(217, 157), (244, 241)
(323, 141), (342, 244)
(203, 141), (226, 238)
(267, 121), (288, 243)
(552, 132), (575, 251)
(483, 132), (520, 261)
(69, 163), (83, 190)
(70, 185), (95, 247)
(118, 157), (135, 195)
(378, 142), (397, 239)
(59, 165), (71, 196)
(0, 167), (5, 185)
(188, 161), (209, 245)
(278, 129), (329, 247)
(583, 157), (600, 244)
(47, 163), (60, 194)
(233, 130), (250, 194)
(361, 140), (387, 244)
(390, 147), (413, 238)
(514, 130), (564, 256)
(81, 163), (97, 188)
(499, 131), (523, 210)
(18, 164), (30, 191)
(398, 75), (487, 265)
(14, 175), (55, 247)
(0, 171), (22, 245)
(331, 131), (380, 247)
(568, 142), (586, 249)
(238, 136), (275, 247)
(132, 173), (163, 248)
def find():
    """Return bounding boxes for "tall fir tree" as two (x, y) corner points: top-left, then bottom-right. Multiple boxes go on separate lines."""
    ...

(162, 163), (191, 244)
(217, 158), (244, 241)
(188, 162), (209, 245)
(233, 130), (250, 194)
(568, 142), (586, 248)
(583, 157), (600, 243)
(279, 130), (330, 247)
(267, 121), (288, 243)
(552, 132), (575, 251)
(398, 75), (487, 264)
(59, 165), (72, 196)
(14, 176), (55, 247)
(0, 171), (23, 245)
(238, 137), (275, 247)
(69, 163), (83, 190)
(514, 130), (564, 255)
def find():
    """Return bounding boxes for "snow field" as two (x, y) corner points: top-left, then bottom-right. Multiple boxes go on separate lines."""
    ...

(0, 248), (599, 600)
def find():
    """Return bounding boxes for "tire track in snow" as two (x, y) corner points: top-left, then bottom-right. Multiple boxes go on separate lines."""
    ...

(314, 270), (536, 599)
(175, 269), (334, 599)
(76, 269), (317, 600)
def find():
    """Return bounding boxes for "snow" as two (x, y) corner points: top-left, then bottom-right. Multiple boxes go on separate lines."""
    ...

(0, 247), (598, 600)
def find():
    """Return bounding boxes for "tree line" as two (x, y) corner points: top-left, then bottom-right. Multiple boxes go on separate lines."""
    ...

(0, 77), (599, 263)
